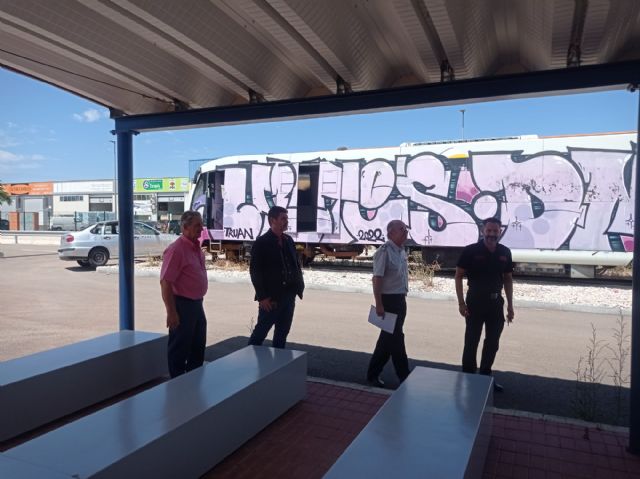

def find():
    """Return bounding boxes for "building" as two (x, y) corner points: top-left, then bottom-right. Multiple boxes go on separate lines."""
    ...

(0, 177), (190, 230)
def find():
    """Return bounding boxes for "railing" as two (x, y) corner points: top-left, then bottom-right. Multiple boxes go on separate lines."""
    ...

(0, 230), (65, 245)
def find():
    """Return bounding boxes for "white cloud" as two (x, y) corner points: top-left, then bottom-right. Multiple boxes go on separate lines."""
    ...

(73, 109), (105, 123)
(0, 130), (19, 148)
(0, 150), (47, 170)
(0, 150), (19, 162)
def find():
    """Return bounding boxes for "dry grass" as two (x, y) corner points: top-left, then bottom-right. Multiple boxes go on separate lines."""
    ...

(408, 251), (441, 288)
(598, 264), (632, 278)
(206, 258), (249, 271)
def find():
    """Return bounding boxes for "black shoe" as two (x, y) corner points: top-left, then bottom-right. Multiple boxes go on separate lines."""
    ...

(493, 382), (504, 393)
(367, 376), (385, 388)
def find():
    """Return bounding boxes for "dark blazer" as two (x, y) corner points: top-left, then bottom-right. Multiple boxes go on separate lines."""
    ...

(250, 229), (304, 301)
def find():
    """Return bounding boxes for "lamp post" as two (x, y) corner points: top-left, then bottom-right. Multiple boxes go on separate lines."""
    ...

(459, 109), (466, 140)
(110, 140), (118, 220)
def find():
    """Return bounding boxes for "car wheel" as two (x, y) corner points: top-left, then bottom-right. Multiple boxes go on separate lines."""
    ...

(88, 247), (109, 267)
(77, 259), (91, 268)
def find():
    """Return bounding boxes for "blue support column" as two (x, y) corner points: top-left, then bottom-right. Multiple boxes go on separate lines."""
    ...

(631, 89), (640, 454)
(116, 131), (135, 331)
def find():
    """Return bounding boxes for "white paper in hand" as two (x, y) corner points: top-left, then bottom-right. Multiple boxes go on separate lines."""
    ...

(368, 305), (397, 334)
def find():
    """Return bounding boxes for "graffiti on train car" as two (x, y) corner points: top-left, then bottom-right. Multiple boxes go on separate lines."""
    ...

(217, 145), (635, 252)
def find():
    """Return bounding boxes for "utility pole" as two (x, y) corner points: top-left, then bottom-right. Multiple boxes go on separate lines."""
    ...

(460, 109), (466, 140)
(110, 140), (118, 220)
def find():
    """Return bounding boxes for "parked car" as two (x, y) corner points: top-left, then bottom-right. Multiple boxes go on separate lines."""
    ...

(58, 221), (177, 268)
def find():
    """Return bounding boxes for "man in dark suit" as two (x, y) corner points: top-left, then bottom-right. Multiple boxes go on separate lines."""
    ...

(249, 206), (305, 349)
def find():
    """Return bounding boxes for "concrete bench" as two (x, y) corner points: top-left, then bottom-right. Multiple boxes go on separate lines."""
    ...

(1, 345), (307, 478)
(0, 331), (167, 442)
(325, 367), (493, 479)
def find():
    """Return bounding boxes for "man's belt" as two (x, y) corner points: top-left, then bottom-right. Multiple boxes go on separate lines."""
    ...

(468, 292), (501, 300)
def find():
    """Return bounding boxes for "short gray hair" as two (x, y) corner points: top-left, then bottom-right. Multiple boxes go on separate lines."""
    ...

(386, 220), (406, 234)
(180, 210), (202, 228)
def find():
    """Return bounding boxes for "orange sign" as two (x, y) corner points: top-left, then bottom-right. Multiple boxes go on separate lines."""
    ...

(3, 182), (53, 195)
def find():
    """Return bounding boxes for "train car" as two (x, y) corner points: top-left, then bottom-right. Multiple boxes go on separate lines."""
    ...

(188, 131), (636, 277)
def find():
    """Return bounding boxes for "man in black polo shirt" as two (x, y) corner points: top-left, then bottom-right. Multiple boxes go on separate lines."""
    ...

(455, 217), (514, 392)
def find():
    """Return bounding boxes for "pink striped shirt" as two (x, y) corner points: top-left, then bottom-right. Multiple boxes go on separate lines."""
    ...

(160, 235), (208, 300)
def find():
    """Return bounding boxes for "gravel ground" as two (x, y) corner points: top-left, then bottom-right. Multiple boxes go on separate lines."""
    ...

(103, 262), (632, 314)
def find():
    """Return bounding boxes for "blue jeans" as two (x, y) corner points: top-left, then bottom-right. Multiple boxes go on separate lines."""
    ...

(248, 292), (296, 349)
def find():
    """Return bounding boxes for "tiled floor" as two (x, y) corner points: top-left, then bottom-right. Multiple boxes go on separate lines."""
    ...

(486, 413), (640, 479)
(3, 378), (639, 478)
(205, 380), (640, 479)
(204, 381), (387, 478)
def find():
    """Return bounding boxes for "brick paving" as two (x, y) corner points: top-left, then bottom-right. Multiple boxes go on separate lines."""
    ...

(2, 377), (639, 478)
(205, 380), (640, 479)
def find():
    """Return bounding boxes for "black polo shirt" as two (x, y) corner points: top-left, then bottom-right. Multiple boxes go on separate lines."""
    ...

(457, 240), (513, 297)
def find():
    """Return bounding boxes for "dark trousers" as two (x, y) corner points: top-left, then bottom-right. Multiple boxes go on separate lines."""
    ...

(367, 294), (410, 382)
(248, 292), (296, 349)
(168, 296), (207, 378)
(462, 296), (505, 376)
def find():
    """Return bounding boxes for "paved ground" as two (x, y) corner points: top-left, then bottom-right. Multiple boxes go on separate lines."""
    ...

(3, 377), (638, 478)
(206, 381), (640, 479)
(0, 243), (631, 425)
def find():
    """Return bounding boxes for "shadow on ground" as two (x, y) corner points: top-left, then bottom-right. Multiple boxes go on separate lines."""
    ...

(206, 336), (630, 427)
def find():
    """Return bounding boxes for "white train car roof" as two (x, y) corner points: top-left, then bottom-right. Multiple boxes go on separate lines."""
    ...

(197, 131), (636, 173)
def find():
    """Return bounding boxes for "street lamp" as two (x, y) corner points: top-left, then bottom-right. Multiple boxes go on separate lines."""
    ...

(459, 109), (466, 140)
(109, 140), (118, 220)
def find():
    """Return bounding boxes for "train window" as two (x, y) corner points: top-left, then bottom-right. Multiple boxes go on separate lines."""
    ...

(297, 165), (319, 232)
(191, 172), (207, 220)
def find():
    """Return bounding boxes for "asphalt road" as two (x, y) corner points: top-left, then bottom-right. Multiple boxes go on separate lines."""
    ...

(0, 243), (631, 426)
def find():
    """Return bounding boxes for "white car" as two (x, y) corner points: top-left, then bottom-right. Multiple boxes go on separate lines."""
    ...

(58, 221), (177, 268)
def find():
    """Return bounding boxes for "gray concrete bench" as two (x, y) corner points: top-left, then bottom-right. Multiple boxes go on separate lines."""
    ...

(325, 367), (493, 479)
(0, 331), (167, 442)
(1, 345), (306, 478)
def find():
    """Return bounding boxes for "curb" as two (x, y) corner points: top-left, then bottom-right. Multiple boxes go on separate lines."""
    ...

(96, 265), (630, 316)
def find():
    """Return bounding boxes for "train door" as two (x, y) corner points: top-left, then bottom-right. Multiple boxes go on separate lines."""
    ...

(210, 170), (224, 231)
(316, 161), (342, 234)
(275, 163), (298, 233)
(297, 164), (319, 232)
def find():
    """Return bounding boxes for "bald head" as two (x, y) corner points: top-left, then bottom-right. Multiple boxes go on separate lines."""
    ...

(386, 220), (409, 247)
(387, 220), (405, 235)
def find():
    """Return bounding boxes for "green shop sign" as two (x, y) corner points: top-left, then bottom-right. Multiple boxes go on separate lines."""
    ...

(134, 178), (189, 193)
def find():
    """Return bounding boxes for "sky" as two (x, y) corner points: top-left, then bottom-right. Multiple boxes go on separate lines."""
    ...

(0, 66), (638, 184)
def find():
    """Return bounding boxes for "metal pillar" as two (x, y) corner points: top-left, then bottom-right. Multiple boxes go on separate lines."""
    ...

(115, 131), (135, 331)
(631, 87), (640, 454)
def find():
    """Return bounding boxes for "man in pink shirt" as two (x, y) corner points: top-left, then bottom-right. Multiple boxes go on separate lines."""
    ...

(160, 211), (208, 377)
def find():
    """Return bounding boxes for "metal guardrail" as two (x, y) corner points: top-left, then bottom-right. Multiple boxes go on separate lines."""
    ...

(0, 230), (65, 235)
(0, 230), (65, 245)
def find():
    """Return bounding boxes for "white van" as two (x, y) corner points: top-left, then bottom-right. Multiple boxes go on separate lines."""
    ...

(50, 215), (88, 231)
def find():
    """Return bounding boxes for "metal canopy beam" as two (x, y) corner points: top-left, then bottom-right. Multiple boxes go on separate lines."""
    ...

(115, 60), (640, 133)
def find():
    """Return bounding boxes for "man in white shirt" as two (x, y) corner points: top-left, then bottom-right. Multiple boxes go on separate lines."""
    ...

(366, 219), (411, 388)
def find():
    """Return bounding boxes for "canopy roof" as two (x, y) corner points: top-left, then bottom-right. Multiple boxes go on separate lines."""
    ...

(2, 0), (639, 118)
